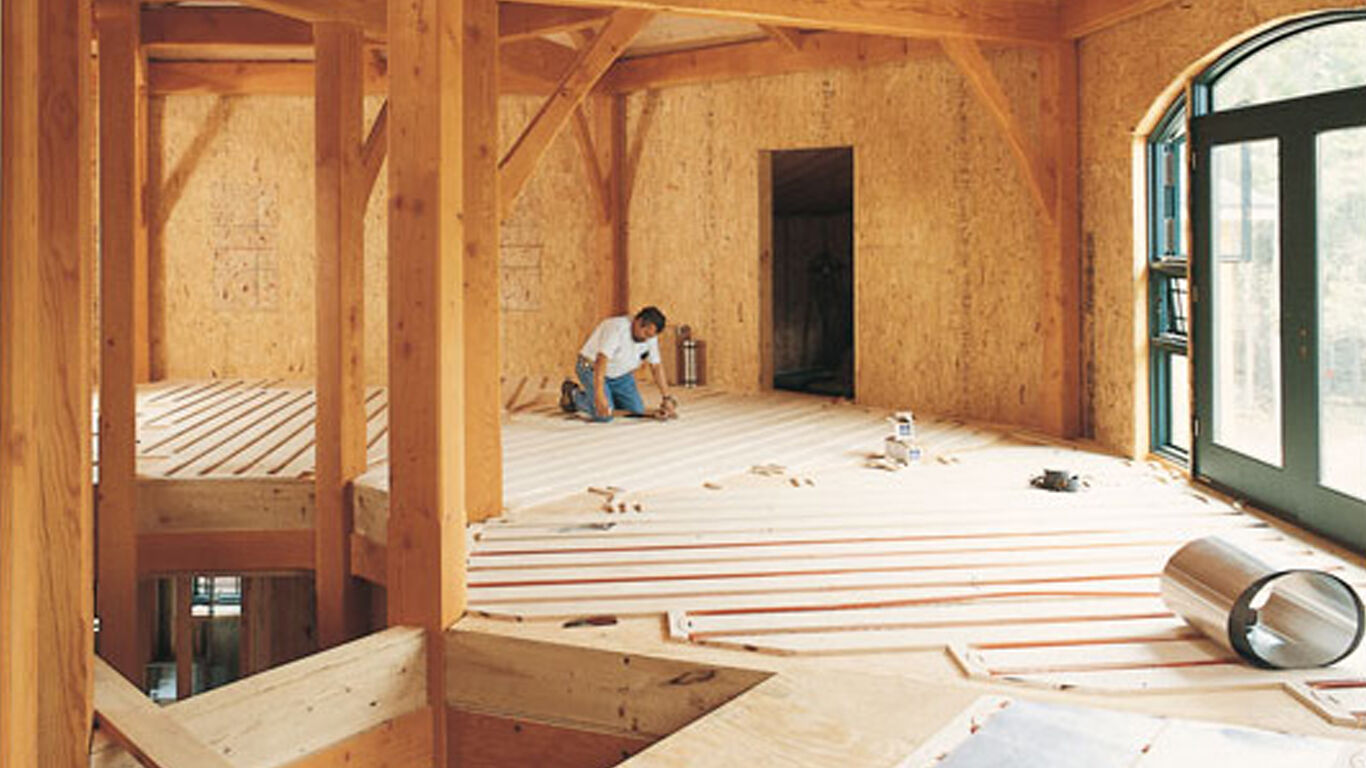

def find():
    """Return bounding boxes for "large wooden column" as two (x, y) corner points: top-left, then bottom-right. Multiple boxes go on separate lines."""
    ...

(1, 0), (95, 764)
(1040, 41), (1082, 438)
(314, 20), (366, 649)
(97, 0), (146, 684)
(388, 0), (498, 760)
(608, 93), (630, 314)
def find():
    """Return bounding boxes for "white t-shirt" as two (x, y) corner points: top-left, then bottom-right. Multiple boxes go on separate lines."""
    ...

(579, 316), (661, 379)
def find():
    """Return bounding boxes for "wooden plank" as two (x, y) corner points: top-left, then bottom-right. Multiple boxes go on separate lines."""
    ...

(148, 59), (389, 95)
(1, 0), (95, 763)
(449, 708), (655, 768)
(315, 20), (368, 648)
(465, 0), (504, 525)
(282, 707), (434, 768)
(93, 657), (235, 768)
(604, 32), (938, 92)
(939, 38), (1053, 222)
(445, 631), (768, 739)
(609, 93), (630, 313)
(140, 6), (313, 54)
(497, 0), (1059, 45)
(91, 627), (428, 768)
(757, 24), (803, 51)
(139, 531), (315, 575)
(1039, 40), (1082, 437)
(1062, 0), (1175, 39)
(962, 638), (1233, 676)
(97, 0), (145, 684)
(499, 9), (653, 219)
(499, 4), (612, 41)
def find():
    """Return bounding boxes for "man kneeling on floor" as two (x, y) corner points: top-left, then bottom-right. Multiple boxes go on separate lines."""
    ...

(561, 306), (678, 422)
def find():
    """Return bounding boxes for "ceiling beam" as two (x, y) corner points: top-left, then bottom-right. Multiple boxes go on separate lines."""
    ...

(604, 32), (939, 93)
(500, 3), (612, 42)
(515, 0), (1059, 45)
(233, 0), (385, 40)
(141, 6), (312, 56)
(1061, 0), (1175, 39)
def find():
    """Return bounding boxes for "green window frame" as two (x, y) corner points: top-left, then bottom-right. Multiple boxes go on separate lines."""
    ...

(1149, 100), (1190, 461)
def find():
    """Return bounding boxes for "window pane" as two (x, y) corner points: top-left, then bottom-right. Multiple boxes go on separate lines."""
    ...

(1318, 126), (1366, 500)
(1165, 277), (1189, 337)
(1170, 354), (1191, 453)
(1213, 19), (1366, 111)
(1211, 140), (1282, 466)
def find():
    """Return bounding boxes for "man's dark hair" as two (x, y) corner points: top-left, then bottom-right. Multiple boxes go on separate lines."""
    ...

(636, 306), (666, 333)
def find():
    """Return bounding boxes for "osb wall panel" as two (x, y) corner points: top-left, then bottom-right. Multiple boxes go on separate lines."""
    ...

(625, 50), (1046, 426)
(1078, 0), (1345, 454)
(150, 93), (608, 385)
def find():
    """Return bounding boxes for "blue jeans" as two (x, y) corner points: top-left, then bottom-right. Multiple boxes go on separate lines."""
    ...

(574, 358), (645, 422)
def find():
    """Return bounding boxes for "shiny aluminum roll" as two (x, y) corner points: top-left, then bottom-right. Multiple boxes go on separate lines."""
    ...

(1160, 536), (1364, 669)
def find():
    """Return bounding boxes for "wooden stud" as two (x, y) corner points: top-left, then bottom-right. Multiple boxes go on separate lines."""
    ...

(758, 23), (803, 51)
(1040, 40), (1082, 438)
(97, 0), (145, 685)
(1, 0), (95, 763)
(388, 0), (498, 758)
(603, 32), (938, 93)
(499, 9), (653, 219)
(464, 0), (504, 526)
(496, 0), (1058, 45)
(314, 20), (367, 649)
(174, 576), (193, 701)
(1062, 0), (1175, 39)
(940, 38), (1054, 222)
(757, 151), (774, 390)
(93, 657), (235, 768)
(608, 93), (630, 314)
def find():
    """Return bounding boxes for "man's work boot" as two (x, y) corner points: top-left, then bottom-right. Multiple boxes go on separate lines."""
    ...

(559, 379), (579, 413)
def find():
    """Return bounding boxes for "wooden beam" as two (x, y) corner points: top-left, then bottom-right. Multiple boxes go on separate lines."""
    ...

(465, 0), (505, 526)
(608, 93), (630, 314)
(1040, 41), (1082, 438)
(97, 0), (145, 686)
(140, 6), (313, 56)
(314, 21), (367, 650)
(281, 707), (434, 768)
(572, 108), (612, 223)
(940, 37), (1054, 222)
(174, 576), (193, 701)
(94, 657), (235, 768)
(233, 0), (385, 40)
(388, 0), (498, 757)
(138, 530), (315, 575)
(501, 38), (581, 92)
(500, 9), (652, 219)
(90, 626), (428, 768)
(1, 0), (94, 763)
(362, 100), (390, 200)
(758, 23), (803, 51)
(505, 0), (1059, 45)
(148, 60), (388, 95)
(350, 533), (387, 585)
(1062, 0), (1175, 39)
(499, 3), (612, 41)
(603, 32), (939, 93)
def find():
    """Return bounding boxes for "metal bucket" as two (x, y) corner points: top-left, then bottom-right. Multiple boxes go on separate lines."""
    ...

(1160, 536), (1365, 669)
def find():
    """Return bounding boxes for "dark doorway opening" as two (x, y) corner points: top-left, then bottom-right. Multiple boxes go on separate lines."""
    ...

(770, 147), (854, 398)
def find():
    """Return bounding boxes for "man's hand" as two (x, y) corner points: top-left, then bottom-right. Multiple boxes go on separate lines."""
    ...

(656, 394), (678, 420)
(595, 391), (612, 419)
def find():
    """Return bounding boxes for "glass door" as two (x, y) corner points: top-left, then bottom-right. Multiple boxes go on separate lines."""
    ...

(1193, 86), (1366, 551)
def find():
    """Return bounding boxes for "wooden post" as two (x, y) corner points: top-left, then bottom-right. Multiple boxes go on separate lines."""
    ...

(1040, 41), (1082, 438)
(609, 93), (630, 315)
(388, 0), (498, 759)
(465, 0), (504, 525)
(97, 0), (145, 684)
(174, 576), (193, 700)
(313, 20), (366, 648)
(1, 0), (95, 763)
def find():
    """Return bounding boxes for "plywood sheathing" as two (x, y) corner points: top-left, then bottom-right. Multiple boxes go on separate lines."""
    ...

(1078, 0), (1346, 455)
(625, 51), (1049, 427)
(149, 92), (610, 385)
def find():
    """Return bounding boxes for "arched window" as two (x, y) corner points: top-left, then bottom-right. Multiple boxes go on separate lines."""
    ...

(1153, 11), (1366, 551)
